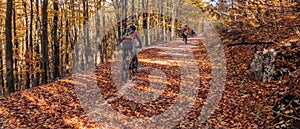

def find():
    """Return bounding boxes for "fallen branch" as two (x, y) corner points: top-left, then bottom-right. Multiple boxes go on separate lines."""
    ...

(227, 41), (275, 47)
(271, 110), (300, 121)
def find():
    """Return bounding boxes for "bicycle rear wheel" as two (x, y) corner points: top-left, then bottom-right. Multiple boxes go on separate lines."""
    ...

(131, 55), (138, 74)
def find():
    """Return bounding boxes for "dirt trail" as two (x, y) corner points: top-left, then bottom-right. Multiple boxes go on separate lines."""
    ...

(0, 39), (256, 128)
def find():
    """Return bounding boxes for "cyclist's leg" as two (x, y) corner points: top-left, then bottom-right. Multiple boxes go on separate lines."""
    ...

(122, 43), (131, 70)
(121, 43), (130, 80)
(130, 43), (135, 56)
(122, 43), (130, 60)
(128, 43), (135, 69)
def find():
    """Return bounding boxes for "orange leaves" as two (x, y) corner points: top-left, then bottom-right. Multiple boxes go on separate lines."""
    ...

(0, 36), (298, 128)
(249, 21), (261, 28)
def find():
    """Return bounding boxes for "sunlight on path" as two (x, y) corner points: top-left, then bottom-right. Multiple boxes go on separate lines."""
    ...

(0, 38), (216, 129)
(75, 39), (204, 128)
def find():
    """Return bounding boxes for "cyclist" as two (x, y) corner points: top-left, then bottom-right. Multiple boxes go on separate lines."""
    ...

(182, 25), (189, 44)
(121, 25), (143, 70)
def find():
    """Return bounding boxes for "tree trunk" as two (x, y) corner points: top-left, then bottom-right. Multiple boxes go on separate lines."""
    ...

(41, 0), (49, 84)
(83, 0), (91, 69)
(115, 0), (122, 41)
(23, 0), (30, 89)
(72, 0), (80, 73)
(123, 0), (128, 28)
(13, 2), (19, 90)
(96, 0), (103, 64)
(102, 10), (107, 62)
(65, 5), (70, 76)
(132, 0), (135, 21)
(171, 0), (175, 40)
(158, 0), (162, 42)
(59, 4), (64, 77)
(142, 0), (149, 47)
(52, 1), (59, 79)
(5, 0), (15, 93)
(70, 0), (78, 73)
(35, 0), (41, 86)
(29, 0), (34, 88)
(0, 36), (4, 94)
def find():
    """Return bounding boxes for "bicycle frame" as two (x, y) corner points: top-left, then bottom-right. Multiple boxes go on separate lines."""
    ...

(121, 47), (138, 81)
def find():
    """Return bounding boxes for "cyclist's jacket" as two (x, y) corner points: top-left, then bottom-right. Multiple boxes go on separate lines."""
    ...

(123, 30), (139, 43)
(182, 28), (189, 36)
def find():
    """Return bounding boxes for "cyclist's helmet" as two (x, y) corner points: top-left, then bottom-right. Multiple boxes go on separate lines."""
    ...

(127, 25), (136, 35)
(130, 25), (136, 30)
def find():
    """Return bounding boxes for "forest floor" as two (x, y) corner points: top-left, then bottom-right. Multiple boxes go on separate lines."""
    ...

(0, 38), (298, 128)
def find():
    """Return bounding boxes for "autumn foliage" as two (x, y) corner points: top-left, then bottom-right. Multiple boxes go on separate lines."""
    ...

(0, 0), (299, 128)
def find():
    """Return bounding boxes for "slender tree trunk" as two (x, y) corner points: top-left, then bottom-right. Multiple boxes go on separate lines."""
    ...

(29, 0), (34, 88)
(142, 0), (149, 47)
(115, 0), (122, 41)
(60, 4), (64, 77)
(158, 0), (162, 42)
(13, 2), (19, 90)
(123, 0), (128, 28)
(151, 0), (157, 45)
(83, 0), (91, 69)
(171, 0), (175, 40)
(160, 0), (165, 42)
(0, 37), (4, 94)
(65, 5), (70, 76)
(35, 0), (41, 86)
(132, 0), (135, 21)
(23, 0), (30, 89)
(146, 0), (150, 45)
(162, 0), (166, 41)
(72, 0), (79, 73)
(41, 0), (49, 84)
(52, 1), (59, 79)
(102, 10), (107, 62)
(6, 0), (15, 93)
(96, 0), (103, 64)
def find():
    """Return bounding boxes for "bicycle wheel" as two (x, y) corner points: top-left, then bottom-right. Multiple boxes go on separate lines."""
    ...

(131, 55), (138, 74)
(128, 56), (134, 79)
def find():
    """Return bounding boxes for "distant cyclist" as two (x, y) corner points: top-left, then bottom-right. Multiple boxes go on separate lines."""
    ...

(121, 25), (143, 67)
(182, 25), (189, 44)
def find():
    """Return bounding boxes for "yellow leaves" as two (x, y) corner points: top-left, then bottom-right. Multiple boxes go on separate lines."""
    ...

(290, 2), (298, 7)
(267, 115), (274, 120)
(50, 0), (60, 3)
(287, 37), (300, 43)
(239, 16), (247, 23)
(260, 9), (266, 15)
(278, 120), (285, 125)
(228, 10), (237, 16)
(284, 109), (293, 115)
(0, 107), (8, 114)
(146, 125), (151, 129)
(286, 15), (297, 19)
(249, 21), (260, 28)
(258, 4), (264, 9)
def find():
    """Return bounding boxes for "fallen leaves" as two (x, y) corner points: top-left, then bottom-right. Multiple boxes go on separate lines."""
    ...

(0, 36), (299, 128)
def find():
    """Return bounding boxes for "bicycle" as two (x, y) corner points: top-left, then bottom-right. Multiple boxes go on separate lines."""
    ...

(121, 46), (139, 81)
(183, 36), (187, 45)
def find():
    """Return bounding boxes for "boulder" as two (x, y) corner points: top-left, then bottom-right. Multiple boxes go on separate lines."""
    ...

(250, 48), (277, 83)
